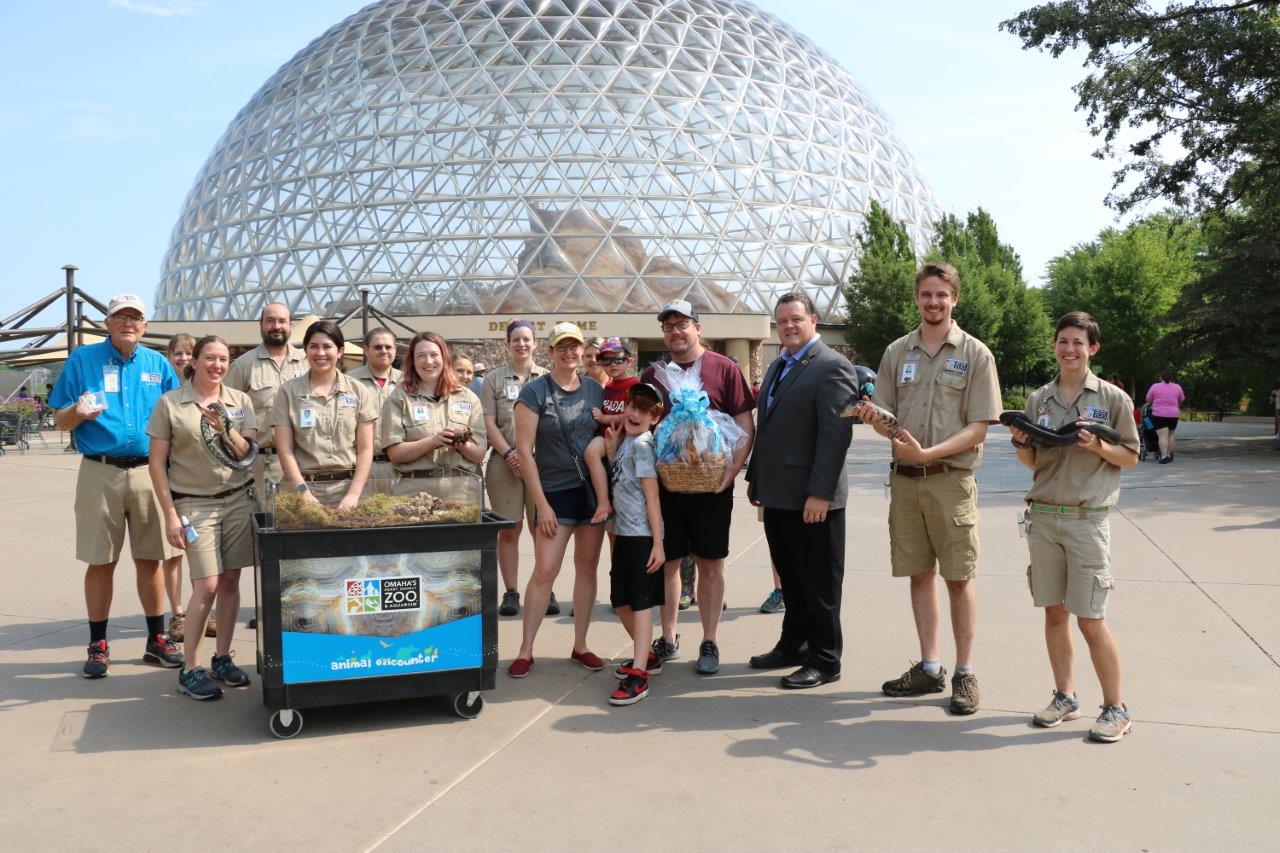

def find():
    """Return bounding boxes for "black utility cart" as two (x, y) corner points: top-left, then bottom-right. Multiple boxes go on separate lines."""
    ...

(252, 502), (513, 739)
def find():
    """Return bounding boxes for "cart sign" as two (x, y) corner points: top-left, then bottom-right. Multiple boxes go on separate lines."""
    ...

(279, 550), (483, 684)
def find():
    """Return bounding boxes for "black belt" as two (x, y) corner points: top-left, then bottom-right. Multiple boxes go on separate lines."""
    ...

(258, 447), (275, 456)
(890, 462), (952, 479)
(84, 454), (148, 469)
(171, 481), (251, 501)
(302, 470), (354, 482)
(373, 453), (390, 463)
(398, 468), (447, 479)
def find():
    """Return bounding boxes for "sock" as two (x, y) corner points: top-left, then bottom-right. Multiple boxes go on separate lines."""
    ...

(956, 665), (974, 675)
(145, 614), (165, 638)
(89, 619), (108, 644)
(921, 659), (942, 675)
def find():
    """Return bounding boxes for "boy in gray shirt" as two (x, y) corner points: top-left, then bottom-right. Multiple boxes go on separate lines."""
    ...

(584, 383), (666, 706)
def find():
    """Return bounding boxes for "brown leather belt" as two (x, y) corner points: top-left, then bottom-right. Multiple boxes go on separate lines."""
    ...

(398, 468), (447, 479)
(302, 470), (354, 482)
(372, 453), (390, 463)
(890, 462), (951, 479)
(172, 481), (251, 501)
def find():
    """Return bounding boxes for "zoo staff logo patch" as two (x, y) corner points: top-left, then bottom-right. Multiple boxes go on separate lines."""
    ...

(345, 577), (421, 614)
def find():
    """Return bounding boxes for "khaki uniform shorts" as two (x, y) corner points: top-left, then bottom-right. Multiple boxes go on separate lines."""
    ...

(485, 454), (533, 525)
(174, 488), (256, 581)
(889, 467), (979, 581)
(1027, 510), (1114, 619)
(75, 457), (174, 564)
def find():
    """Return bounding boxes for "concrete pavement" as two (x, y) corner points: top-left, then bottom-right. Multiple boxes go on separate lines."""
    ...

(1, 420), (1277, 850)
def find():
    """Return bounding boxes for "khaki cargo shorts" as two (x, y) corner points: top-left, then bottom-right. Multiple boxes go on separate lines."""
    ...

(174, 487), (256, 581)
(485, 454), (533, 525)
(74, 457), (174, 564)
(1026, 510), (1114, 619)
(889, 467), (979, 581)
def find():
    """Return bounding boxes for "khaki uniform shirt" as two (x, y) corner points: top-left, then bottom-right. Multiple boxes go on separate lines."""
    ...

(479, 361), (548, 449)
(874, 322), (1002, 469)
(380, 385), (487, 474)
(348, 363), (403, 412)
(1023, 372), (1139, 508)
(269, 372), (378, 473)
(146, 383), (257, 496)
(225, 344), (307, 449)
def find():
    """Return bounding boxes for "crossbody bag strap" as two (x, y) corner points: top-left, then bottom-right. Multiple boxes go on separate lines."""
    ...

(544, 375), (589, 487)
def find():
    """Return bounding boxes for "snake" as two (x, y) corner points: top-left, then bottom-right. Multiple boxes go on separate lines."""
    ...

(840, 399), (902, 439)
(200, 401), (259, 470)
(999, 411), (1123, 447)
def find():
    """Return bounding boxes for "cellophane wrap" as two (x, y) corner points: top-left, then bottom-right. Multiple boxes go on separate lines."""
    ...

(650, 361), (746, 465)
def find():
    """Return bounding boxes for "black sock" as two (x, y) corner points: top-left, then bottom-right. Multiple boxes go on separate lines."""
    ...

(145, 614), (165, 638)
(89, 619), (108, 644)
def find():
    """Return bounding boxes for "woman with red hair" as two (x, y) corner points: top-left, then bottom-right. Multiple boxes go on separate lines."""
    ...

(380, 332), (487, 495)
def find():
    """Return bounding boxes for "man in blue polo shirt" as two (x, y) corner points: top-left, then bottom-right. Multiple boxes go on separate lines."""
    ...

(49, 294), (184, 678)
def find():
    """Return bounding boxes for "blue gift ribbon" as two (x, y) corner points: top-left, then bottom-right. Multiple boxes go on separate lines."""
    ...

(655, 388), (723, 458)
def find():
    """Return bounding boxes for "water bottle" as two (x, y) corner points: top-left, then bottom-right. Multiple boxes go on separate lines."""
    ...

(180, 515), (198, 543)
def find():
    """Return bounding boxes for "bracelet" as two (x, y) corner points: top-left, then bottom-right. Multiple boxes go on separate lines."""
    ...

(503, 448), (517, 460)
(1011, 437), (1032, 450)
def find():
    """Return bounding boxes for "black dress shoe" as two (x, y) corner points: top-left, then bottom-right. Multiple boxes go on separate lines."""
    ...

(780, 665), (840, 689)
(749, 648), (806, 670)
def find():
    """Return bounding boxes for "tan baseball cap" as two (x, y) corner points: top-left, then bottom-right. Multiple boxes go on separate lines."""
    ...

(549, 322), (585, 346)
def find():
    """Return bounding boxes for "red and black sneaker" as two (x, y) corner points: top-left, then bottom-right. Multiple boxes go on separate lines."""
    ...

(143, 633), (185, 668)
(614, 652), (662, 680)
(609, 668), (649, 706)
(83, 640), (110, 679)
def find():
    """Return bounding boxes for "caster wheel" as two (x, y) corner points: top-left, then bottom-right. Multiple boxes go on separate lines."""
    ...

(452, 691), (483, 719)
(269, 708), (304, 739)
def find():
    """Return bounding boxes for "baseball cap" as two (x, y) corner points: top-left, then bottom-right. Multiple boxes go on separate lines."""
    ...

(658, 298), (698, 323)
(549, 321), (585, 347)
(473, 362), (487, 373)
(107, 293), (147, 318)
(598, 336), (631, 355)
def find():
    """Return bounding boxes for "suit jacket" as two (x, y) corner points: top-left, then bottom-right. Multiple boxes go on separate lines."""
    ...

(746, 338), (857, 511)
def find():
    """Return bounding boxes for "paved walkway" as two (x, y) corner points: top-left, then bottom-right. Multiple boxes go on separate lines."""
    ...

(2, 422), (1277, 850)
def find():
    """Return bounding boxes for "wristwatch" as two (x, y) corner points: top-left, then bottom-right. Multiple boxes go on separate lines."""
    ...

(503, 448), (517, 460)
(295, 483), (310, 493)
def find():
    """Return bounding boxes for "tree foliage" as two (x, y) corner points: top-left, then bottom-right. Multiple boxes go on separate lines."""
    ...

(1001, 1), (1280, 214)
(843, 201), (918, 367)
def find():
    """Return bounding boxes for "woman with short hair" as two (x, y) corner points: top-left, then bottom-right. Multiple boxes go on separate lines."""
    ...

(147, 335), (258, 700)
(508, 322), (607, 678)
(271, 320), (379, 508)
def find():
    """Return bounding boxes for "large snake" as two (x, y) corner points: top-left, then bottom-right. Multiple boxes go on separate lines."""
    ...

(200, 401), (259, 470)
(999, 411), (1123, 447)
(840, 399), (902, 438)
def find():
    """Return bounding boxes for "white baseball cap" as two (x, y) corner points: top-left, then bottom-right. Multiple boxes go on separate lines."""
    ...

(107, 294), (147, 318)
(473, 362), (488, 373)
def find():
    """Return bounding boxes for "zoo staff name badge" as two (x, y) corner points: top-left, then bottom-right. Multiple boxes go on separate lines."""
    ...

(505, 383), (519, 401)
(141, 372), (163, 383)
(226, 407), (245, 420)
(1036, 404), (1053, 428)
(411, 404), (429, 424)
(103, 365), (120, 393)
(298, 406), (316, 429)
(900, 360), (918, 383)
(449, 400), (473, 420)
(944, 358), (969, 376)
(1082, 406), (1110, 422)
(338, 393), (359, 408)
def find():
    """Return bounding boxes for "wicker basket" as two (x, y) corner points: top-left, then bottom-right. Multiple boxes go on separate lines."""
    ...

(657, 453), (727, 494)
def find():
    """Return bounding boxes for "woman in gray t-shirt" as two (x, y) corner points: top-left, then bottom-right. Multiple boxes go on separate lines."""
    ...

(508, 322), (607, 678)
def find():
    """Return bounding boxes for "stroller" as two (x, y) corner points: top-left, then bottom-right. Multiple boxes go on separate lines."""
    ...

(1138, 402), (1160, 461)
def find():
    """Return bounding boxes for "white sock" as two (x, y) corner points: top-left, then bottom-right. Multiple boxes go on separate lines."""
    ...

(956, 665), (974, 675)
(921, 659), (942, 675)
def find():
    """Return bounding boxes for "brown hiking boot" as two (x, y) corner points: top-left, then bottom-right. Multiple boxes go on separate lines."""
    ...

(167, 612), (186, 643)
(949, 671), (980, 715)
(882, 661), (947, 696)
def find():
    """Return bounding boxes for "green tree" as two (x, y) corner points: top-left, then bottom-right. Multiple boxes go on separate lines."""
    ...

(844, 201), (917, 366)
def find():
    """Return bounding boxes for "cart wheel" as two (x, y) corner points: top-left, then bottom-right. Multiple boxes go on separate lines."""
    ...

(269, 708), (304, 739)
(452, 691), (484, 719)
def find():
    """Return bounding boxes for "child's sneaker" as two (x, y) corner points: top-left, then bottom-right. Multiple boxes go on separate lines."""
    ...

(609, 668), (649, 706)
(614, 652), (662, 679)
(177, 667), (223, 701)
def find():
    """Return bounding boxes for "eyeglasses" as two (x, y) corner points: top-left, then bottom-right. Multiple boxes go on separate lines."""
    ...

(111, 315), (145, 326)
(599, 355), (628, 365)
(660, 319), (693, 334)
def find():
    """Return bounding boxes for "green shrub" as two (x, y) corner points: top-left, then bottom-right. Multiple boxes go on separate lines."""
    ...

(1002, 392), (1026, 412)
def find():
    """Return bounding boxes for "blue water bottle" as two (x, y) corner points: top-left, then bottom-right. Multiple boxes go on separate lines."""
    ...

(180, 515), (198, 543)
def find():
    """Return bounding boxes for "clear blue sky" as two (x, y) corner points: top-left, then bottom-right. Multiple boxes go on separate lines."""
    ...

(0, 0), (1121, 324)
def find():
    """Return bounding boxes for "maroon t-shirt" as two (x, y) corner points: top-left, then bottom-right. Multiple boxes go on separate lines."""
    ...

(641, 350), (755, 423)
(602, 375), (640, 416)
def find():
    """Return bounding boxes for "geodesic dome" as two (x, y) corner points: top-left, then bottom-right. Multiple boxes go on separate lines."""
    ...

(154, 0), (940, 323)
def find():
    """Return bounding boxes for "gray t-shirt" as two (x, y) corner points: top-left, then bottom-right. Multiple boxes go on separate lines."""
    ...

(611, 432), (658, 537)
(517, 373), (605, 493)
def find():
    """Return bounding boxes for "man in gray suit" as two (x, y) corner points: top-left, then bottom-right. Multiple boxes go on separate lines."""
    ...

(745, 292), (858, 688)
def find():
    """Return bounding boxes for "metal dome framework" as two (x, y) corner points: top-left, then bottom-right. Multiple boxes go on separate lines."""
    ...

(155, 0), (940, 323)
